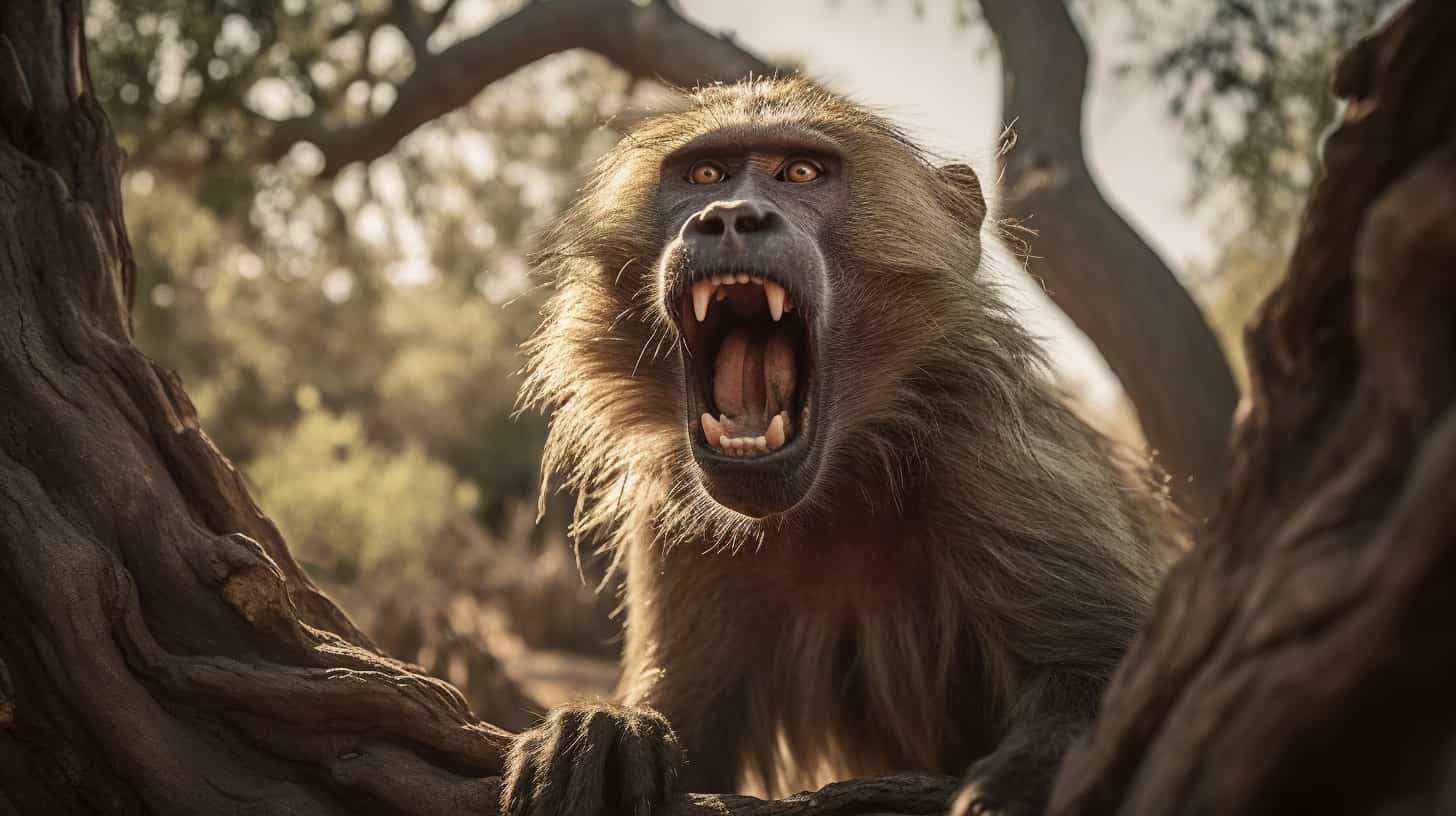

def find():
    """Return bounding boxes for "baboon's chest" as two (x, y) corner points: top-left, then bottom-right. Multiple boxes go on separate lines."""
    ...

(739, 544), (991, 785)
(742, 519), (930, 617)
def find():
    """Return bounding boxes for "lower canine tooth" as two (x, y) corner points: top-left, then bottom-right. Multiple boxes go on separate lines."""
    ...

(766, 413), (786, 449)
(702, 413), (725, 448)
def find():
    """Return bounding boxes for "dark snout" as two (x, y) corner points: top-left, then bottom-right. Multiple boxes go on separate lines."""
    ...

(682, 199), (790, 266)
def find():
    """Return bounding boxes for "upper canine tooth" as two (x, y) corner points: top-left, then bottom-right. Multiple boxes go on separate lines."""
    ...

(692, 278), (716, 322)
(764, 280), (786, 322)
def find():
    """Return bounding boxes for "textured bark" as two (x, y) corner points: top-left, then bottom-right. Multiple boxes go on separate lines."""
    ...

(979, 0), (1239, 521)
(263, 0), (779, 177)
(1049, 1), (1456, 812)
(0, 4), (523, 812)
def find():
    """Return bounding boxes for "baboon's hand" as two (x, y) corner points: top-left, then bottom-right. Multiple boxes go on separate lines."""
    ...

(948, 741), (1060, 816)
(501, 702), (682, 816)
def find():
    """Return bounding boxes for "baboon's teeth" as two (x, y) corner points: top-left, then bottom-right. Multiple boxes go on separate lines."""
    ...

(765, 413), (786, 450)
(702, 411), (795, 456)
(764, 280), (786, 322)
(715, 288), (727, 301)
(701, 413), (725, 445)
(734, 271), (751, 284)
(691, 278), (718, 322)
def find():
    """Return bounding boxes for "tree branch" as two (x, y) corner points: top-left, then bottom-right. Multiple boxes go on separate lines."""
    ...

(263, 0), (779, 176)
(340, 772), (960, 816)
(979, 0), (1239, 521)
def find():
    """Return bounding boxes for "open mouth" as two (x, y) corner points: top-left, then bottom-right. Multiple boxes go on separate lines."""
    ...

(677, 271), (813, 459)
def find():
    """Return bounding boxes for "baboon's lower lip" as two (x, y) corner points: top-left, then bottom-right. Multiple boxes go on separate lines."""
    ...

(675, 271), (814, 463)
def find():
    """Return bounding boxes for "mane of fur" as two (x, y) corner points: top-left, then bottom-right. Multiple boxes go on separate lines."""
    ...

(520, 77), (1175, 792)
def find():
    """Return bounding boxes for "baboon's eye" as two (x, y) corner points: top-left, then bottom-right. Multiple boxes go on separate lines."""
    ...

(781, 159), (822, 183)
(688, 161), (728, 184)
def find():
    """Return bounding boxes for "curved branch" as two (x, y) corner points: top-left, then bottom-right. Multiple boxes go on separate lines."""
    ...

(328, 771), (959, 816)
(673, 775), (957, 816)
(263, 0), (779, 176)
(979, 0), (1238, 520)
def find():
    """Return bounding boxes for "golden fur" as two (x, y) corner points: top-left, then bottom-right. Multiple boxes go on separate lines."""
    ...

(520, 77), (1174, 797)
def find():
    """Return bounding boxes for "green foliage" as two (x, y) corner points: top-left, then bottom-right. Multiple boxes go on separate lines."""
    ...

(90, 0), (646, 663)
(100, 0), (637, 501)
(247, 404), (475, 584)
(1130, 0), (1398, 233)
(373, 290), (548, 517)
(1130, 0), (1399, 377)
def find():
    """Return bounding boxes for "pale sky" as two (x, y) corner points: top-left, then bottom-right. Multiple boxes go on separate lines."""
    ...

(677, 0), (1220, 407)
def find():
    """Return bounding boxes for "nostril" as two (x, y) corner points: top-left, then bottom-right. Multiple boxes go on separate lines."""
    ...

(735, 210), (777, 234)
(689, 203), (779, 240)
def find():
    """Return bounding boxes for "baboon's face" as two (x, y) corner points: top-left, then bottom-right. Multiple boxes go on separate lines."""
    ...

(527, 80), (989, 534)
(655, 127), (848, 517)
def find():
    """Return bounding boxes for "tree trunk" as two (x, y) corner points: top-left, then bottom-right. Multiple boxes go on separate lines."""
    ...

(979, 0), (1239, 521)
(1050, 1), (1456, 812)
(0, 4), (526, 811)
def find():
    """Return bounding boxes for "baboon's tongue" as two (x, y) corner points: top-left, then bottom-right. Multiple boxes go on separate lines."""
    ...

(714, 326), (797, 434)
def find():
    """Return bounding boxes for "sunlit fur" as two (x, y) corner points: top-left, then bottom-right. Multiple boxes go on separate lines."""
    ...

(520, 78), (1176, 795)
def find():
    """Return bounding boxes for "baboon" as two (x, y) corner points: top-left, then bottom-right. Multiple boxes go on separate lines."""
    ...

(509, 78), (1175, 816)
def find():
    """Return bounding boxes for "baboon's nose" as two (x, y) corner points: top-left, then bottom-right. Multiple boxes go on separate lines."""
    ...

(686, 199), (783, 246)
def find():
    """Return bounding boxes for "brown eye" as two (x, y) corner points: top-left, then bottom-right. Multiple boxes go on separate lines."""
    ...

(782, 159), (822, 183)
(688, 161), (727, 184)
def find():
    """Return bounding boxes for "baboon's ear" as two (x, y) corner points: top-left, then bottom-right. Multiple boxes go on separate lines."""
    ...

(936, 163), (987, 233)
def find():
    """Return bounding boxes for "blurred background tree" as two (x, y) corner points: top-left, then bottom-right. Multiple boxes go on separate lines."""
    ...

(1125, 0), (1401, 380)
(84, 0), (1391, 710)
(88, 0), (651, 708)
